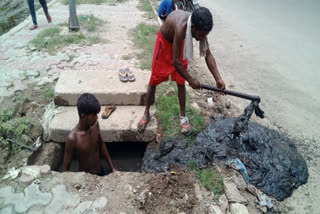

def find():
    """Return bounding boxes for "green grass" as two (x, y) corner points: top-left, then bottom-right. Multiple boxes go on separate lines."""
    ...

(121, 54), (134, 60)
(0, 110), (14, 123)
(196, 168), (224, 194)
(30, 27), (101, 53)
(189, 160), (224, 194)
(43, 89), (54, 101)
(0, 109), (33, 153)
(61, 0), (127, 5)
(138, 0), (156, 19)
(155, 82), (205, 138)
(78, 15), (104, 32)
(134, 23), (158, 70)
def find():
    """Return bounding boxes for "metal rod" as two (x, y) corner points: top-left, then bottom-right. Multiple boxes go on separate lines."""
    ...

(200, 84), (261, 102)
(7, 139), (36, 151)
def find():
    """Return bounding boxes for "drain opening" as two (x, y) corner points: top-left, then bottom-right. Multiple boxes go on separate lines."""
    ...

(57, 141), (147, 173)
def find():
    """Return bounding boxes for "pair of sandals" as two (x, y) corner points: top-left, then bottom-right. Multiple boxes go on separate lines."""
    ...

(102, 105), (116, 119)
(119, 68), (135, 82)
(137, 115), (192, 136)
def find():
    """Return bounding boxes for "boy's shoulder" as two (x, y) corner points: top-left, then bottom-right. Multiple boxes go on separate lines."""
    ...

(66, 128), (78, 144)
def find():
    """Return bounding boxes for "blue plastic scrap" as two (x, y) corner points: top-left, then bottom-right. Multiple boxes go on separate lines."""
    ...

(226, 158), (250, 183)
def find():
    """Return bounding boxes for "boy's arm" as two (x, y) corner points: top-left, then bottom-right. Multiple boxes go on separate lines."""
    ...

(63, 134), (75, 171)
(205, 48), (225, 90)
(172, 26), (200, 89)
(97, 122), (116, 172)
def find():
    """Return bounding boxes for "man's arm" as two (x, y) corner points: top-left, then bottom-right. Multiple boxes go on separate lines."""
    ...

(97, 122), (116, 172)
(172, 26), (200, 89)
(205, 48), (225, 90)
(63, 134), (75, 171)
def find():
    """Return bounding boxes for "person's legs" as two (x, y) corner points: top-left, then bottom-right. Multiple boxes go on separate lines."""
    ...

(144, 84), (156, 118)
(177, 82), (192, 136)
(177, 82), (186, 117)
(138, 84), (156, 132)
(27, 0), (38, 29)
(39, 0), (51, 22)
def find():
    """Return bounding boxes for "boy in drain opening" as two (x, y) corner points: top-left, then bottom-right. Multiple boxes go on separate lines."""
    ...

(63, 93), (116, 175)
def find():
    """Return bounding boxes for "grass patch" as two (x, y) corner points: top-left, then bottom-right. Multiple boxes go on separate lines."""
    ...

(78, 15), (104, 32)
(121, 54), (134, 60)
(43, 89), (54, 101)
(155, 82), (205, 138)
(61, 0), (127, 5)
(30, 27), (100, 53)
(138, 0), (156, 19)
(134, 23), (158, 70)
(0, 109), (33, 153)
(190, 160), (224, 194)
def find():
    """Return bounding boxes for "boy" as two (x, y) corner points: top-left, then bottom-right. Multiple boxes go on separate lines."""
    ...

(63, 93), (116, 175)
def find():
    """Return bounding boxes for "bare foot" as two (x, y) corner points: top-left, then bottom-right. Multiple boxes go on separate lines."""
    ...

(29, 24), (38, 30)
(46, 13), (52, 23)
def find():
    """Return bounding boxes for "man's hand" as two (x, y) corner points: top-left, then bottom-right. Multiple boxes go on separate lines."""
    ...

(189, 78), (200, 89)
(216, 79), (226, 90)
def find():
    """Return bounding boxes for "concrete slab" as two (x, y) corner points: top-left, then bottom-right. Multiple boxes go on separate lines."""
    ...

(49, 106), (157, 143)
(54, 70), (150, 106)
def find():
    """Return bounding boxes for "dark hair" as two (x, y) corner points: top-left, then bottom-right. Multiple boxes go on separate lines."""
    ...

(191, 7), (213, 32)
(77, 93), (101, 117)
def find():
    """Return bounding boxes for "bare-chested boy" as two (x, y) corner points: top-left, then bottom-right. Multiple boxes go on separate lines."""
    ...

(138, 7), (226, 135)
(63, 93), (116, 175)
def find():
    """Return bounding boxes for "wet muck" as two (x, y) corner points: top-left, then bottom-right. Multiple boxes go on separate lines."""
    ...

(142, 102), (308, 200)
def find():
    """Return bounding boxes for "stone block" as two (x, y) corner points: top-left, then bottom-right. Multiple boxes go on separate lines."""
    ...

(44, 185), (80, 214)
(92, 197), (108, 209)
(15, 183), (52, 213)
(224, 178), (247, 205)
(54, 70), (150, 106)
(49, 106), (157, 143)
(230, 203), (249, 214)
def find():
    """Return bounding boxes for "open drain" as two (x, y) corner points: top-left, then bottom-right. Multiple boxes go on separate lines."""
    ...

(57, 141), (147, 173)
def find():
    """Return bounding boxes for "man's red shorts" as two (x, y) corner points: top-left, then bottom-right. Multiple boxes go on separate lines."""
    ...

(149, 31), (188, 86)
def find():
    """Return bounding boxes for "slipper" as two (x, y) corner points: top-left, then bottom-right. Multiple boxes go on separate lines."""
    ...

(137, 114), (151, 132)
(119, 69), (129, 82)
(102, 105), (116, 119)
(180, 116), (192, 136)
(29, 24), (38, 30)
(46, 13), (52, 23)
(125, 68), (136, 82)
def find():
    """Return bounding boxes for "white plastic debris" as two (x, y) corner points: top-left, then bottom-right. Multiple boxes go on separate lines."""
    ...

(207, 97), (214, 105)
(33, 137), (42, 150)
(41, 102), (63, 141)
(258, 193), (273, 209)
(2, 167), (21, 180)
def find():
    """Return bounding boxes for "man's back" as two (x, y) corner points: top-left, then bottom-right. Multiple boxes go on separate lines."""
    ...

(160, 10), (191, 43)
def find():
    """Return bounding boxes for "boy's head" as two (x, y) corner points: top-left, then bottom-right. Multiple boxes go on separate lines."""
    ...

(77, 93), (101, 126)
(191, 7), (213, 41)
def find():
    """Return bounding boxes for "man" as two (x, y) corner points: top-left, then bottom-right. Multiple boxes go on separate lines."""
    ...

(137, 7), (225, 135)
(63, 93), (116, 175)
(158, 0), (180, 21)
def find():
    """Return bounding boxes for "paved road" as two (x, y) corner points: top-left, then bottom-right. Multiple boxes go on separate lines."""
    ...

(203, 0), (320, 137)
(202, 0), (320, 213)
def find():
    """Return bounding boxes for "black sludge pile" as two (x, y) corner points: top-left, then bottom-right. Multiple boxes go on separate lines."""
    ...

(142, 102), (309, 201)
